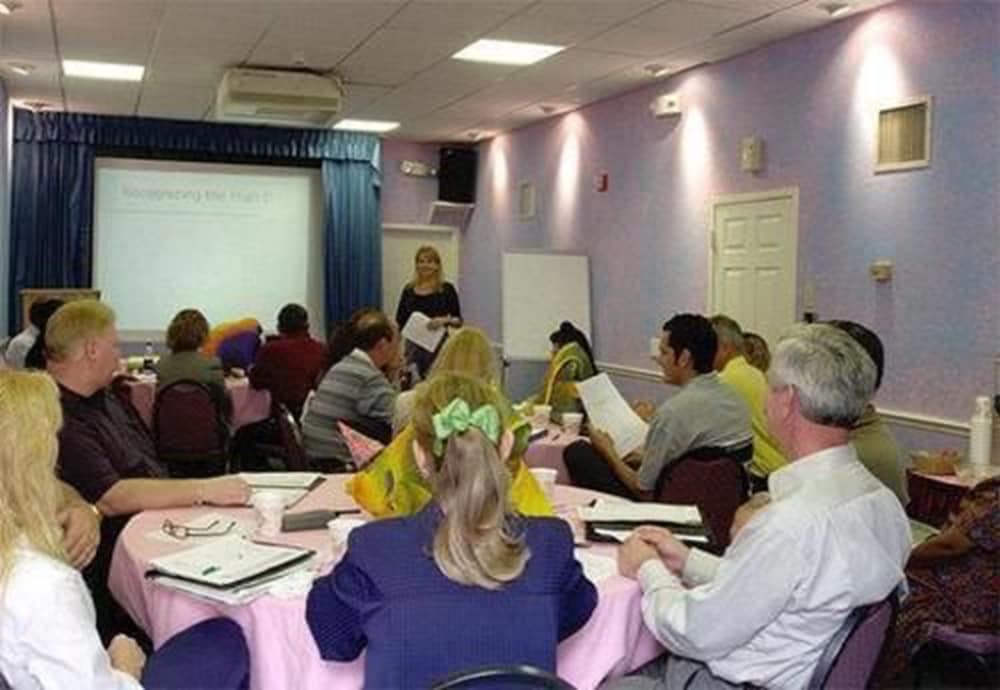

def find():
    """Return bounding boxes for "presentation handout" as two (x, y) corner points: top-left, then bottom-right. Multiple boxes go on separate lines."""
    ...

(401, 311), (446, 353)
(576, 374), (649, 457)
(146, 534), (313, 590)
(578, 499), (702, 526)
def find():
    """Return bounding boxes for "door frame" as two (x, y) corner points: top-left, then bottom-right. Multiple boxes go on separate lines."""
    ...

(706, 186), (800, 320)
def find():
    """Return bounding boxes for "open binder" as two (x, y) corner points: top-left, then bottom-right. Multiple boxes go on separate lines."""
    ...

(145, 534), (314, 591)
(579, 499), (713, 546)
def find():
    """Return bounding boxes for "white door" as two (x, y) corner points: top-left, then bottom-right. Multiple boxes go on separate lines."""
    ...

(709, 190), (798, 347)
(381, 224), (460, 322)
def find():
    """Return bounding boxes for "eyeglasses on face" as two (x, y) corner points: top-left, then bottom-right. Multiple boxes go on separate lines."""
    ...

(161, 518), (236, 539)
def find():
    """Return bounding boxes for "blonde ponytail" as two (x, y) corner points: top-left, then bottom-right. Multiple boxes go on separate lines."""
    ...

(412, 373), (529, 589)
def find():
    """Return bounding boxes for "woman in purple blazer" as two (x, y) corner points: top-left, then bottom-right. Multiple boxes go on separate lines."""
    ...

(306, 372), (597, 689)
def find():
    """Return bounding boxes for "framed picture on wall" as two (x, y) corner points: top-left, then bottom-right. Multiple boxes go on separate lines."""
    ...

(20, 288), (101, 328)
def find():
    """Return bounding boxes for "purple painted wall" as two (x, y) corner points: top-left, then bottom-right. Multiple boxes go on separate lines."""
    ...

(407, 0), (997, 426)
(382, 140), (440, 225)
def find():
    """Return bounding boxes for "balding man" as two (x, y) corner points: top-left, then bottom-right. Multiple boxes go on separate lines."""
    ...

(611, 324), (910, 690)
(46, 300), (250, 640)
(301, 309), (402, 470)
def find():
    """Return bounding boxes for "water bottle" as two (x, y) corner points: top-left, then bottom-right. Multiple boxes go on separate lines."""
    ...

(968, 396), (993, 468)
(143, 341), (155, 372)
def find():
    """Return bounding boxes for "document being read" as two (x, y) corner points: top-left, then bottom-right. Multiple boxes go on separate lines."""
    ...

(576, 373), (649, 457)
(401, 311), (446, 353)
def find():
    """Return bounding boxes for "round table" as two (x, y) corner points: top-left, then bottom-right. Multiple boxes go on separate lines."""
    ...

(109, 478), (662, 690)
(523, 425), (586, 484)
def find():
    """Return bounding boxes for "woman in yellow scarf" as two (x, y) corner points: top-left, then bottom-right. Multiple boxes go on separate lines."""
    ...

(348, 327), (552, 518)
(528, 321), (598, 421)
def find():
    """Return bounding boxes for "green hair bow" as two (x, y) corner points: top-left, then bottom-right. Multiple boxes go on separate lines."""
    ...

(432, 398), (502, 456)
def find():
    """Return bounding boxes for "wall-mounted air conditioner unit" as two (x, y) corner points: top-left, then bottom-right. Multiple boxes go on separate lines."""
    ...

(214, 68), (344, 128)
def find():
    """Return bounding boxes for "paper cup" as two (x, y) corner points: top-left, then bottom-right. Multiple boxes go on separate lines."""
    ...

(561, 412), (584, 436)
(530, 467), (558, 502)
(327, 518), (365, 558)
(251, 490), (285, 538)
(533, 404), (553, 427)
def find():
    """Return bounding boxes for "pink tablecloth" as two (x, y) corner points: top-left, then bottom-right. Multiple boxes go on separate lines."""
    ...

(125, 377), (271, 431)
(108, 479), (662, 690)
(524, 426), (585, 483)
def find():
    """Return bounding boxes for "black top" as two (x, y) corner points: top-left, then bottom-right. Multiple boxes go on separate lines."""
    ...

(57, 385), (166, 504)
(395, 282), (462, 329)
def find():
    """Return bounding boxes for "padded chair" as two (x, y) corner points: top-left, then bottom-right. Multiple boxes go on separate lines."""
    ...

(654, 445), (751, 551)
(252, 403), (310, 472)
(806, 590), (899, 690)
(337, 416), (392, 445)
(430, 664), (575, 690)
(913, 625), (1000, 688)
(154, 379), (230, 478)
(142, 617), (249, 690)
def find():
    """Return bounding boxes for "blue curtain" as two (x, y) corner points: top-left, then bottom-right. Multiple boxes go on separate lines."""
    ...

(322, 156), (383, 329)
(9, 109), (382, 332)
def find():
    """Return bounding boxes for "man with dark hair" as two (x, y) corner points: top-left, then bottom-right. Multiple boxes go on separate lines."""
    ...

(249, 303), (327, 419)
(564, 313), (751, 499)
(827, 319), (908, 505)
(5, 298), (63, 369)
(301, 309), (402, 470)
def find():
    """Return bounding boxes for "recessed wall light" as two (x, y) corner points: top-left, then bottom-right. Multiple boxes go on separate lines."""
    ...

(644, 63), (671, 77)
(333, 119), (400, 133)
(0, 1), (21, 16)
(452, 39), (564, 66)
(820, 2), (851, 18)
(539, 105), (556, 115)
(18, 100), (51, 111)
(63, 59), (144, 81)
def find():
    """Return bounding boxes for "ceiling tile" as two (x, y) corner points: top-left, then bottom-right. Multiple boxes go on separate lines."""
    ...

(0, 0), (56, 61)
(53, 0), (162, 65)
(337, 28), (471, 87)
(138, 83), (215, 120)
(65, 81), (141, 115)
(338, 83), (395, 117)
(249, 1), (403, 69)
(513, 48), (640, 89)
(387, 1), (531, 39)
(489, 0), (664, 45)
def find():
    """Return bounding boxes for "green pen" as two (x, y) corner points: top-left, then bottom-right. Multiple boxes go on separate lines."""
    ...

(201, 565), (220, 576)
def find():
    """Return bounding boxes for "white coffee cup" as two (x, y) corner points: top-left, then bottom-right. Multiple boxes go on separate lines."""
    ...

(251, 490), (285, 538)
(533, 404), (553, 427)
(530, 467), (558, 502)
(561, 412), (584, 436)
(327, 518), (365, 558)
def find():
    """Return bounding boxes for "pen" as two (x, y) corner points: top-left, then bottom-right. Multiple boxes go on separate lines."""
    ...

(201, 565), (220, 576)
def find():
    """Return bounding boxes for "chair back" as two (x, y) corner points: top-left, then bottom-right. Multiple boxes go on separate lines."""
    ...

(276, 403), (309, 471)
(807, 590), (899, 690)
(154, 379), (229, 477)
(654, 446), (750, 550)
(430, 664), (575, 690)
(142, 617), (249, 690)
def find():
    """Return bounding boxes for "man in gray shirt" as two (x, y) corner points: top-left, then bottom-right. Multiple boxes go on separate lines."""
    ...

(565, 313), (752, 499)
(301, 310), (402, 470)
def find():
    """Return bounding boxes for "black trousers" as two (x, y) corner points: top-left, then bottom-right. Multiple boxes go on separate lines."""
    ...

(84, 516), (151, 649)
(563, 440), (637, 499)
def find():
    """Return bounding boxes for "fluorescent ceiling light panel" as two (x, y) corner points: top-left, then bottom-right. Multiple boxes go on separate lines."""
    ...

(63, 59), (144, 81)
(452, 39), (564, 66)
(333, 119), (400, 133)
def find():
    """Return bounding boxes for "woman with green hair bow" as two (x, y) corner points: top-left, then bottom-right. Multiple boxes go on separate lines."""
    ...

(347, 328), (552, 518)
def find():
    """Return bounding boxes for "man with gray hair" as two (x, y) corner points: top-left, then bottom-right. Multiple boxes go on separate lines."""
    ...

(609, 324), (910, 690)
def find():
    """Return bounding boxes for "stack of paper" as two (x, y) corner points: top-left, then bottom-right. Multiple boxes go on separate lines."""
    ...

(401, 312), (446, 353)
(146, 534), (315, 605)
(240, 472), (324, 509)
(576, 374), (649, 457)
(578, 499), (702, 526)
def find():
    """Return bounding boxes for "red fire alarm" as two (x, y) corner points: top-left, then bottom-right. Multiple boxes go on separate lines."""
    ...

(596, 171), (609, 192)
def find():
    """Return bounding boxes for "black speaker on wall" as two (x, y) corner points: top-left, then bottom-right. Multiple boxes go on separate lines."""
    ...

(438, 147), (477, 203)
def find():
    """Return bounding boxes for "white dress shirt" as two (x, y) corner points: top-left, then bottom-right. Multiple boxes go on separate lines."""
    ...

(636, 444), (911, 690)
(3, 326), (38, 369)
(0, 545), (142, 690)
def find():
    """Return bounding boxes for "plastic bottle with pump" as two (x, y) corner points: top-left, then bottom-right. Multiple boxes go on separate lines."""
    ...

(968, 396), (993, 470)
(143, 341), (155, 372)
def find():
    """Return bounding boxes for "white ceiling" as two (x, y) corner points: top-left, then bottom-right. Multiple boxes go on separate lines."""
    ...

(0, 0), (894, 142)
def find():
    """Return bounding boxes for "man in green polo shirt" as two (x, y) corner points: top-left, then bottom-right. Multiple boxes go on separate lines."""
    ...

(711, 315), (786, 492)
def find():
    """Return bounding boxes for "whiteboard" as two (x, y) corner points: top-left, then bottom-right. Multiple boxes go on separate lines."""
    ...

(502, 252), (591, 361)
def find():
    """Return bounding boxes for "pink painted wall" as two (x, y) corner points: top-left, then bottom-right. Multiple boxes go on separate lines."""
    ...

(412, 0), (997, 424)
